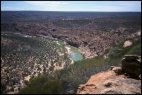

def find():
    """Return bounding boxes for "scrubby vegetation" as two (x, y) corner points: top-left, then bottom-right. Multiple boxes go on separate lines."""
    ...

(1, 32), (71, 94)
(1, 12), (141, 58)
(1, 11), (141, 94)
(19, 37), (141, 94)
(108, 37), (141, 57)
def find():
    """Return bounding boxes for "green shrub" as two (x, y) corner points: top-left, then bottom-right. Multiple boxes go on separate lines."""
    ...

(19, 76), (64, 94)
(19, 36), (141, 94)
(19, 55), (120, 94)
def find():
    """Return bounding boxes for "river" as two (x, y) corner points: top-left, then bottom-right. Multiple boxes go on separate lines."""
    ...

(65, 45), (83, 62)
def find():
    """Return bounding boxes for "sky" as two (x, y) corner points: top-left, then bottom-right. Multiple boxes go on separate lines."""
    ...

(1, 1), (141, 12)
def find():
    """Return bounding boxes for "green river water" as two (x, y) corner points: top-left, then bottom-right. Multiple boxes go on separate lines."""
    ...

(70, 51), (83, 61)
(68, 46), (83, 61)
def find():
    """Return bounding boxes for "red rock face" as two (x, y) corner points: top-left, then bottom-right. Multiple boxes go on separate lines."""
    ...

(77, 68), (141, 94)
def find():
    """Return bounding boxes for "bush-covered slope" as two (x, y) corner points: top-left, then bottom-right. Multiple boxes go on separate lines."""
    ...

(19, 37), (141, 94)
(1, 32), (71, 94)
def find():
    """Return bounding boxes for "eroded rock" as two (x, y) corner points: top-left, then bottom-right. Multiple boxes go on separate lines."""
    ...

(77, 69), (141, 94)
(77, 55), (141, 94)
(123, 40), (132, 48)
(121, 55), (141, 79)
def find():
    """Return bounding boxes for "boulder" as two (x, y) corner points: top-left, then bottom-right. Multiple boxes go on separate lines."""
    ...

(123, 40), (132, 48)
(110, 66), (122, 75)
(123, 55), (140, 60)
(121, 55), (141, 79)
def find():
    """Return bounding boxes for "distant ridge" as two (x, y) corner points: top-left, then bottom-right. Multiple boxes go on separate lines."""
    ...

(1, 10), (141, 13)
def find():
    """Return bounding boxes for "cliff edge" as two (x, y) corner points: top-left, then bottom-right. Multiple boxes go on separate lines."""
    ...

(77, 55), (141, 94)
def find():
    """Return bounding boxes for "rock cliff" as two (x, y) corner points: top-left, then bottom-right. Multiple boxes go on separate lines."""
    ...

(77, 55), (141, 94)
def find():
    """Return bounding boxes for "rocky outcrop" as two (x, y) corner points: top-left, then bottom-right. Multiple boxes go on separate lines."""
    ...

(77, 55), (141, 94)
(123, 40), (132, 48)
(121, 55), (141, 79)
(77, 67), (141, 94)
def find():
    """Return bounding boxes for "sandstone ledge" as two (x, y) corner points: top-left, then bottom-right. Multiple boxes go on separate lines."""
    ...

(77, 67), (141, 94)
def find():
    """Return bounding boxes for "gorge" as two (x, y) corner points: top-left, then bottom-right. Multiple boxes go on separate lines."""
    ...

(1, 11), (141, 94)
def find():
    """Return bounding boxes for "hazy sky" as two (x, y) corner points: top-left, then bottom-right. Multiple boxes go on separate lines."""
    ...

(1, 1), (141, 12)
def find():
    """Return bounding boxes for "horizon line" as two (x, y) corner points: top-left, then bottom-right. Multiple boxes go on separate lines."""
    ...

(1, 10), (141, 12)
